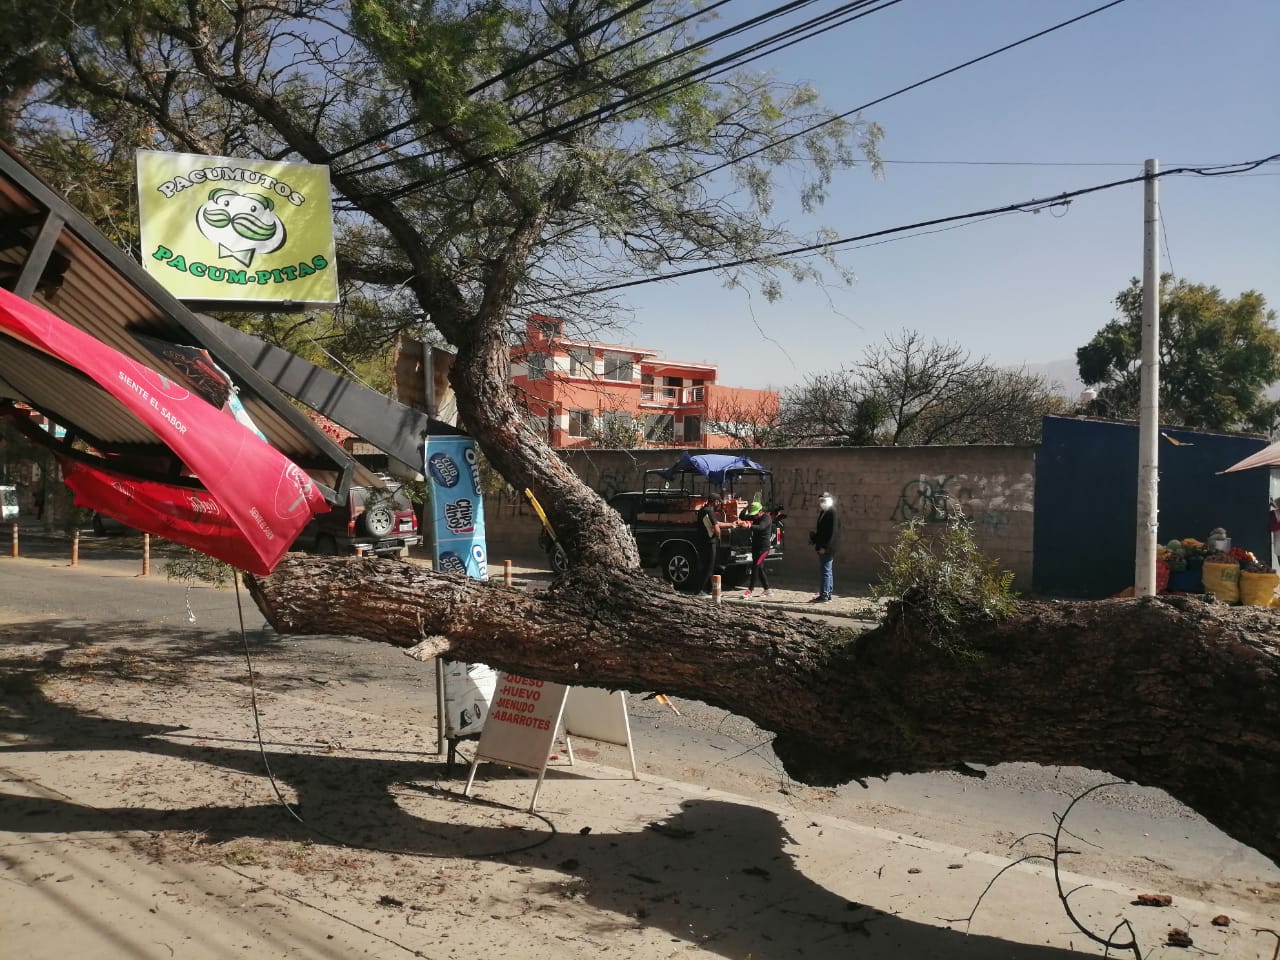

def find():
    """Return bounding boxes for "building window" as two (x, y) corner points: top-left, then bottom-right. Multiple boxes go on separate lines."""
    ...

(526, 352), (546, 380)
(603, 353), (633, 382)
(683, 415), (701, 442)
(568, 409), (594, 438)
(569, 349), (593, 378)
(532, 316), (561, 340)
(644, 414), (674, 443)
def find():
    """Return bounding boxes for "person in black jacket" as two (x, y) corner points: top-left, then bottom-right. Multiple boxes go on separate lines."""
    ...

(696, 495), (733, 593)
(810, 491), (839, 602)
(739, 498), (773, 598)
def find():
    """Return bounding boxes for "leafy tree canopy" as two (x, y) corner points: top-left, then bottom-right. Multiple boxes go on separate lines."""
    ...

(4, 0), (882, 560)
(1077, 276), (1280, 433)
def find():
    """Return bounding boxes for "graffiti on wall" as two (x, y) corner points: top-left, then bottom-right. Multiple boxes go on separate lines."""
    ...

(892, 474), (961, 524)
(778, 467), (828, 510)
(889, 472), (1033, 535)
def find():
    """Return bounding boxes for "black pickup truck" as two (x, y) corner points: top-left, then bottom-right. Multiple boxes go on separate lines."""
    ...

(608, 453), (785, 592)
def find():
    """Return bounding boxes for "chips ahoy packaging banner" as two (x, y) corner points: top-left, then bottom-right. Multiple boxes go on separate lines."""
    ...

(423, 436), (488, 581)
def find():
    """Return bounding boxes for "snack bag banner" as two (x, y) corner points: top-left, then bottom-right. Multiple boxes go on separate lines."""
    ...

(423, 436), (489, 581)
(137, 150), (338, 305)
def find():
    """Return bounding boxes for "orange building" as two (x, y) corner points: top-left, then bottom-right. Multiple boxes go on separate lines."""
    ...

(509, 315), (778, 449)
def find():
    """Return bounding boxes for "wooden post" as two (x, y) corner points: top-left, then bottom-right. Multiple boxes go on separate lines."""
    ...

(71, 528), (79, 566)
(10, 523), (17, 558)
(142, 534), (150, 576)
(711, 574), (721, 603)
(503, 559), (512, 587)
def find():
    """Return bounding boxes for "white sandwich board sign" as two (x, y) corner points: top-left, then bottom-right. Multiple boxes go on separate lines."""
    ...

(464, 676), (636, 811)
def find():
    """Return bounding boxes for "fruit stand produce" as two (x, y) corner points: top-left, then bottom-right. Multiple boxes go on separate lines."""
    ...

(1159, 530), (1278, 606)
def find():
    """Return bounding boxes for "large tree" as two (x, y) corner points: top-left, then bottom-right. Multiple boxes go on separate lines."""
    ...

(248, 554), (1280, 868)
(781, 330), (1067, 445)
(10, 0), (1280, 879)
(1077, 275), (1280, 433)
(8, 0), (879, 568)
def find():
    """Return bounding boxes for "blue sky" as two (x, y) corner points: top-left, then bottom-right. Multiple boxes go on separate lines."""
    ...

(611, 0), (1279, 394)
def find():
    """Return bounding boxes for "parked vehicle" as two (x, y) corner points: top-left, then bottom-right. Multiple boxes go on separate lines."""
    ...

(0, 484), (18, 521)
(91, 511), (133, 536)
(608, 453), (785, 592)
(293, 481), (422, 558)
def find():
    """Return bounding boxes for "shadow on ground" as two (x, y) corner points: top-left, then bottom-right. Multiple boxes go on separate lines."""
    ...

(0, 650), (1088, 960)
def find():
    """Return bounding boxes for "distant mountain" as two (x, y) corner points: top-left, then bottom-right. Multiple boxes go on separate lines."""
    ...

(1016, 359), (1280, 405)
(1015, 357), (1083, 400)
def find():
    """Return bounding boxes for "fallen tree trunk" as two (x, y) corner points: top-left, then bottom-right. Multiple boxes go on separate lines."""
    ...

(247, 555), (1280, 866)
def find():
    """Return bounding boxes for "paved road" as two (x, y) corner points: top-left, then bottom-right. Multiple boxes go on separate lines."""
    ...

(2, 534), (1277, 922)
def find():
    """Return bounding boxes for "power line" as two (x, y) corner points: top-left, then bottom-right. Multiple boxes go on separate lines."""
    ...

(328, 0), (664, 167)
(336, 0), (799, 179)
(365, 0), (906, 200)
(367, 0), (1129, 204)
(681, 0), (1133, 185)
(357, 0), (899, 191)
(502, 0), (744, 104)
(533, 154), (1280, 302)
(1158, 201), (1175, 275)
(877, 158), (1267, 167)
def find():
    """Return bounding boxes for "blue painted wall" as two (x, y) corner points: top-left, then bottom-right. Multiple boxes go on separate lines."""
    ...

(1033, 416), (1271, 598)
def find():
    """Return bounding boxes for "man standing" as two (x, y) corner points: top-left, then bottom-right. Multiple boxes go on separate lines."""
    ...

(696, 494), (733, 593)
(810, 491), (839, 603)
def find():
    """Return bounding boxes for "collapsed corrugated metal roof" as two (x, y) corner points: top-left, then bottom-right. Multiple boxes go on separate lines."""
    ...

(0, 141), (358, 500)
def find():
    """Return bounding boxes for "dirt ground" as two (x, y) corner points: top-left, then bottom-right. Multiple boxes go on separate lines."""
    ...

(1, 547), (1278, 959)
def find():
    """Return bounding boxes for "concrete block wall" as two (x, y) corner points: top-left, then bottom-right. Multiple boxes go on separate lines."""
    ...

(480, 446), (1037, 591)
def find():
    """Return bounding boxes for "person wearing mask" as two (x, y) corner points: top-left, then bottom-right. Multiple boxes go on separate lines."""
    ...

(810, 491), (839, 603)
(739, 498), (773, 599)
(696, 494), (733, 593)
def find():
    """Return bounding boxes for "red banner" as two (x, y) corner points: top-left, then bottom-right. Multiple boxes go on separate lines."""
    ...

(0, 287), (328, 574)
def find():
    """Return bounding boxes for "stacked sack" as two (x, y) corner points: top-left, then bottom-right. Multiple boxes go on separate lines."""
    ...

(1198, 528), (1278, 606)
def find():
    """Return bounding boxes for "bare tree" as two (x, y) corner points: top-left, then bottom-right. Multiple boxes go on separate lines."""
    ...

(701, 394), (786, 448)
(780, 370), (889, 445)
(782, 331), (1066, 445)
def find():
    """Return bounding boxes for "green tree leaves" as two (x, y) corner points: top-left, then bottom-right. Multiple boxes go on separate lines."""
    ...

(1077, 276), (1280, 433)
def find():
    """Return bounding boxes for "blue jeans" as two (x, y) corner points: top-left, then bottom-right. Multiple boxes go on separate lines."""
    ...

(818, 552), (834, 598)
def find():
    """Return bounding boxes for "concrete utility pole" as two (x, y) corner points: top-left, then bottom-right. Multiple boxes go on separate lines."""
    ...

(1135, 159), (1160, 597)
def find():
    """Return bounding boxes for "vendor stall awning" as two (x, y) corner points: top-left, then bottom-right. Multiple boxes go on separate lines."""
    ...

(0, 287), (327, 574)
(1222, 439), (1280, 473)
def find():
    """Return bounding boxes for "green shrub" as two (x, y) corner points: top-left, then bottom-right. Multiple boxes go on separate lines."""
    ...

(874, 517), (1017, 650)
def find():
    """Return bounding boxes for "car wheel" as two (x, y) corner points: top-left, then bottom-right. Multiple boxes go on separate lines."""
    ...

(549, 542), (570, 575)
(92, 514), (106, 537)
(660, 542), (701, 592)
(362, 503), (396, 537)
(316, 534), (339, 556)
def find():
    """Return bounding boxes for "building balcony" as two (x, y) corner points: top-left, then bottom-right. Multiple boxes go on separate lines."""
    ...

(639, 385), (706, 406)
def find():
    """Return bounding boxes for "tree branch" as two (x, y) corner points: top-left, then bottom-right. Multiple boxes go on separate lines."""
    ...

(247, 556), (1280, 867)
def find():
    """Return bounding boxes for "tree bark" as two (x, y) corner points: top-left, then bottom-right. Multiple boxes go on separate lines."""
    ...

(247, 555), (1280, 867)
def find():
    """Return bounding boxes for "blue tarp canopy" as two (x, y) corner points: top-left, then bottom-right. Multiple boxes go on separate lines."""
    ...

(653, 453), (768, 487)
